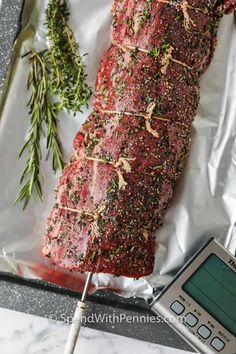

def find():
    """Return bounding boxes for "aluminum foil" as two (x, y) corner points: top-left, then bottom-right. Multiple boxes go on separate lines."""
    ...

(0, 0), (236, 299)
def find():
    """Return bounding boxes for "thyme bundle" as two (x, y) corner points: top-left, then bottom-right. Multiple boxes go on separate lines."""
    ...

(16, 0), (92, 209)
(45, 0), (92, 113)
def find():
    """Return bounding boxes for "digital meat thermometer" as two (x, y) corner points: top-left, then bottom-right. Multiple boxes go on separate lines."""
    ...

(150, 238), (236, 354)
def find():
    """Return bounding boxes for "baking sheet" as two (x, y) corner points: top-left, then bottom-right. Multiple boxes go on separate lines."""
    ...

(0, 0), (236, 299)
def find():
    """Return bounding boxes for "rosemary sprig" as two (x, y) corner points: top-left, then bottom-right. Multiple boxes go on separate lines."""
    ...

(16, 49), (64, 209)
(15, 50), (44, 209)
(45, 0), (92, 114)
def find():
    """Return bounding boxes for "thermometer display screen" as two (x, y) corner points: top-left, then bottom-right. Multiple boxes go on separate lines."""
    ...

(183, 254), (236, 336)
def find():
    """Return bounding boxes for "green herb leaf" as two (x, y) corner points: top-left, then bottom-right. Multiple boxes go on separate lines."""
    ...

(151, 47), (160, 59)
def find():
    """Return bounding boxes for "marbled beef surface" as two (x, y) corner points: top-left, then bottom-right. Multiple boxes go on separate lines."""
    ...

(43, 0), (236, 277)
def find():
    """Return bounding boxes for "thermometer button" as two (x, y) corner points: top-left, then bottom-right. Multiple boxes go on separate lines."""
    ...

(185, 313), (198, 327)
(211, 337), (225, 352)
(170, 301), (185, 315)
(197, 325), (212, 339)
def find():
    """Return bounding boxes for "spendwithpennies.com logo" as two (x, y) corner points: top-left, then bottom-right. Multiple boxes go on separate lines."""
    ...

(48, 313), (185, 325)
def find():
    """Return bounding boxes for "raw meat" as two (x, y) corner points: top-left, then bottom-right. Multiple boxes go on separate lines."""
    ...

(43, 0), (236, 277)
